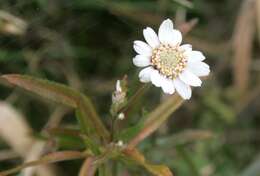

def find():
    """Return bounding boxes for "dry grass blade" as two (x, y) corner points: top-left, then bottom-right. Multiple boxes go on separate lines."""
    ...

(0, 10), (27, 35)
(0, 102), (57, 176)
(0, 102), (34, 156)
(256, 0), (260, 44)
(0, 151), (89, 176)
(22, 142), (47, 176)
(232, 0), (256, 95)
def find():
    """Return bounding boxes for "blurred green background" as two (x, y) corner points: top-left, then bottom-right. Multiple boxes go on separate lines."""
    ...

(0, 0), (260, 175)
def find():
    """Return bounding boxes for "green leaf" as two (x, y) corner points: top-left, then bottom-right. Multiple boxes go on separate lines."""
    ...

(81, 135), (101, 155)
(76, 108), (92, 135)
(116, 120), (144, 142)
(115, 100), (149, 143)
(56, 135), (85, 150)
(46, 127), (85, 150)
(78, 95), (110, 142)
(1, 74), (110, 142)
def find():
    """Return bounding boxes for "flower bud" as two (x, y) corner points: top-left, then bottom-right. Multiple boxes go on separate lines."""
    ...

(117, 113), (125, 120)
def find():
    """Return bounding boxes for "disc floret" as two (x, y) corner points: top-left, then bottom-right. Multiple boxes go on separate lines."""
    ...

(151, 44), (187, 79)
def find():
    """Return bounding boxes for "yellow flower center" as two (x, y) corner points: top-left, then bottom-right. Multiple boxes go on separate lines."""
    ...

(151, 44), (187, 79)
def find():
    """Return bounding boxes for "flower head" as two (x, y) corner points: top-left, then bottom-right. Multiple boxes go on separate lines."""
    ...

(133, 19), (210, 99)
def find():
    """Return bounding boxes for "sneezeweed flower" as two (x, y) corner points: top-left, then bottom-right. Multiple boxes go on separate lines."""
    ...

(133, 19), (210, 99)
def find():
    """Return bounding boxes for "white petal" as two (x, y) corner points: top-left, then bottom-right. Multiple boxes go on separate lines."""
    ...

(180, 44), (192, 53)
(173, 78), (192, 100)
(139, 67), (154, 83)
(133, 40), (152, 56)
(133, 55), (151, 67)
(161, 78), (175, 94)
(158, 19), (174, 44)
(143, 27), (160, 48)
(159, 28), (182, 46)
(188, 61), (210, 77)
(179, 69), (202, 87)
(170, 29), (182, 46)
(150, 70), (164, 87)
(187, 51), (206, 63)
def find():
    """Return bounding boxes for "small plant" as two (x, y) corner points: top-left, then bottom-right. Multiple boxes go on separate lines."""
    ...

(0, 19), (209, 176)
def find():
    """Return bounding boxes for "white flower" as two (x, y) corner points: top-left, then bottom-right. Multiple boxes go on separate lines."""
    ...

(133, 19), (210, 100)
(118, 113), (125, 120)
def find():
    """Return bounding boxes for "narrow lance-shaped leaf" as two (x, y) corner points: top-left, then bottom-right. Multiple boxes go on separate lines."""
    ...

(1, 74), (80, 107)
(46, 127), (85, 150)
(78, 95), (110, 142)
(0, 74), (110, 142)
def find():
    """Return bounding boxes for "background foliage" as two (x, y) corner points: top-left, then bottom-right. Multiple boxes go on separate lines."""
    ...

(0, 0), (260, 175)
